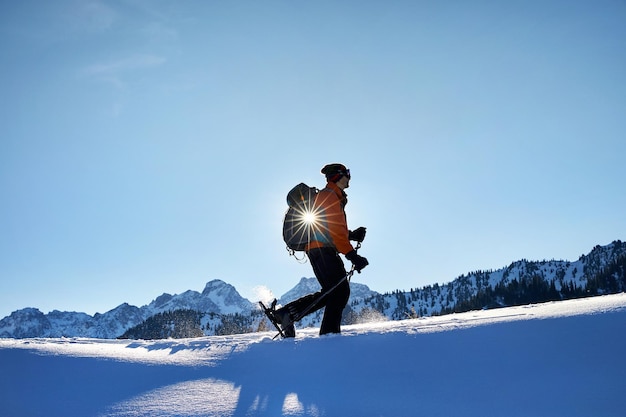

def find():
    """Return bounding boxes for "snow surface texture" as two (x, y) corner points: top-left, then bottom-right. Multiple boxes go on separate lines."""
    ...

(1, 294), (625, 417)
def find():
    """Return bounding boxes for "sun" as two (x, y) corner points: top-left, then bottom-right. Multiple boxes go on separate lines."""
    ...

(302, 211), (317, 225)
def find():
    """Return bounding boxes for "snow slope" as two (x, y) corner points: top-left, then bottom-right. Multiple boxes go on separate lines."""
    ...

(1, 294), (625, 417)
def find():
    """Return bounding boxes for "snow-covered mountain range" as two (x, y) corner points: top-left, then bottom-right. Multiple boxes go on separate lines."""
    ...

(0, 281), (255, 339)
(1, 240), (624, 339)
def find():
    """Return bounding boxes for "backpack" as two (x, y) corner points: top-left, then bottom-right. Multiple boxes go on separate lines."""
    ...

(283, 183), (319, 255)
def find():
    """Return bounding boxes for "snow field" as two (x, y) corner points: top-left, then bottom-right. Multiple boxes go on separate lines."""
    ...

(1, 293), (625, 417)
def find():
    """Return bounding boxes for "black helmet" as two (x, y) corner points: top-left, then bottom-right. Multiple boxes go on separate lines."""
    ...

(321, 163), (350, 182)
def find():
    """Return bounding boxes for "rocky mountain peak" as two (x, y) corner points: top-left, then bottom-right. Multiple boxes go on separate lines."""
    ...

(202, 279), (234, 296)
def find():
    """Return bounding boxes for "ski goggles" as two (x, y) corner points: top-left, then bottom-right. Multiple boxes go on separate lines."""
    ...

(337, 168), (351, 179)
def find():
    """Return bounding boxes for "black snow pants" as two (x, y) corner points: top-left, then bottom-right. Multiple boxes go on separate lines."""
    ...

(285, 247), (350, 335)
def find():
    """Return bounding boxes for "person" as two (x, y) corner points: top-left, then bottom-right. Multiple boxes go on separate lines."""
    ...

(271, 163), (369, 337)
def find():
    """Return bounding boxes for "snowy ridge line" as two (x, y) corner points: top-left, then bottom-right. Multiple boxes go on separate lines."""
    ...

(0, 331), (262, 366)
(342, 292), (626, 337)
(1, 293), (624, 366)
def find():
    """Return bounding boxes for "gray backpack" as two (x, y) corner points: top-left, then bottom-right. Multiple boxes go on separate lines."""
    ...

(282, 183), (319, 254)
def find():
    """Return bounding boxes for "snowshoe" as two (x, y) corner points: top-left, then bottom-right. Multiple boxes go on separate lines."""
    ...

(259, 300), (295, 339)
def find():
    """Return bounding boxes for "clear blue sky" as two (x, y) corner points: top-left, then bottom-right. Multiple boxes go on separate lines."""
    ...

(1, 0), (625, 319)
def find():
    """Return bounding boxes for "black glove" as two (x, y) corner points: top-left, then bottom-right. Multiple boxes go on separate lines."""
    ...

(345, 249), (369, 273)
(349, 227), (367, 242)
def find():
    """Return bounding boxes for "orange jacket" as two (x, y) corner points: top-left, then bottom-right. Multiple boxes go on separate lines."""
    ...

(306, 182), (354, 255)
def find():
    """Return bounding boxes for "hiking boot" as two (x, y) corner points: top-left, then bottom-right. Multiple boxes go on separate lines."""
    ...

(282, 323), (296, 338)
(274, 307), (296, 338)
